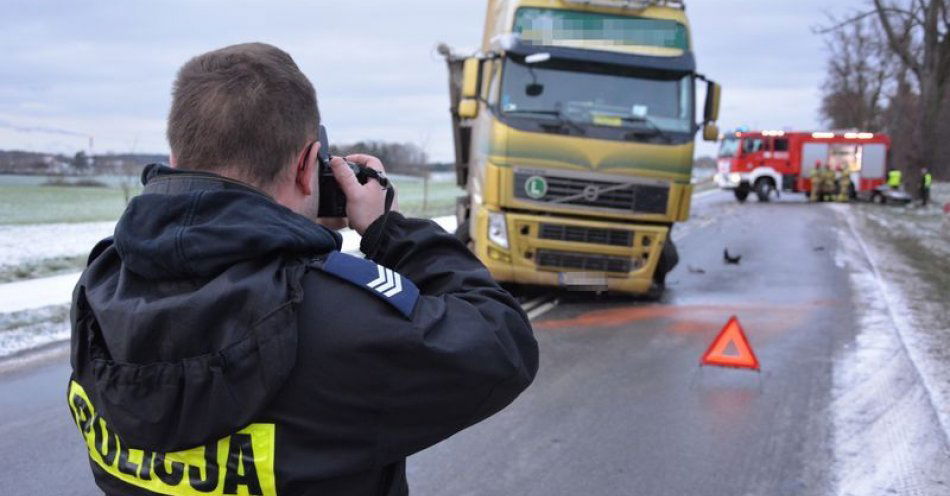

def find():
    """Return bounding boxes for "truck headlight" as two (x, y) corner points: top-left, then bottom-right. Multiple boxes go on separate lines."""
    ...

(488, 212), (509, 249)
(729, 173), (742, 183)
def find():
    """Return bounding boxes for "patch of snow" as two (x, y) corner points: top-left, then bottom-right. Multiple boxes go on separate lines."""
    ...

(432, 215), (457, 232)
(0, 320), (70, 359)
(0, 272), (81, 313)
(841, 206), (950, 435)
(0, 214), (460, 357)
(0, 221), (116, 270)
(0, 304), (70, 358)
(831, 205), (950, 495)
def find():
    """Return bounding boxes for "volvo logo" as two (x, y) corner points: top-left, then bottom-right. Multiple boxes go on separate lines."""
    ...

(582, 185), (600, 201)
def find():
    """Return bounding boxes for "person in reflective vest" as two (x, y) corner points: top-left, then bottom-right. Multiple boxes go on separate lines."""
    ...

(837, 165), (852, 202)
(888, 168), (902, 189)
(920, 167), (933, 206)
(820, 165), (837, 201)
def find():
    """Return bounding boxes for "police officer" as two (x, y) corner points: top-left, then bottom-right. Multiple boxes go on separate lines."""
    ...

(920, 167), (933, 206)
(67, 43), (538, 496)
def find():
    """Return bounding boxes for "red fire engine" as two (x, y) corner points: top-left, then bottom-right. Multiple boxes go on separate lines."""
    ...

(714, 130), (891, 202)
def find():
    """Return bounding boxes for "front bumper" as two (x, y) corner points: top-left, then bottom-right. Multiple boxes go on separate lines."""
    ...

(714, 172), (748, 190)
(473, 207), (670, 294)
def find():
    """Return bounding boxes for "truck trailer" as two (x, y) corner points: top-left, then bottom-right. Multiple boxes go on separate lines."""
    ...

(441, 0), (721, 295)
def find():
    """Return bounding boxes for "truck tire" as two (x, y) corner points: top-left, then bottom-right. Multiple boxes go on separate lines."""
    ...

(755, 178), (773, 202)
(653, 238), (679, 287)
(734, 188), (749, 203)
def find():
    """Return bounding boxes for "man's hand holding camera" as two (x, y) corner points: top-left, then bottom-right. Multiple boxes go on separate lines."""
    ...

(327, 153), (397, 235)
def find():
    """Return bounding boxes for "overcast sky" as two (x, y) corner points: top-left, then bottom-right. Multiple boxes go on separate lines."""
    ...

(0, 0), (867, 161)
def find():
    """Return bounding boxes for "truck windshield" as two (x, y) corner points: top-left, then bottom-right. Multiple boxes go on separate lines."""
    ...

(499, 56), (693, 136)
(718, 138), (739, 157)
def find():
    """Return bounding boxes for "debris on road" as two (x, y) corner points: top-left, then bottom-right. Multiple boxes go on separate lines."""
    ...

(723, 248), (742, 264)
(687, 265), (706, 274)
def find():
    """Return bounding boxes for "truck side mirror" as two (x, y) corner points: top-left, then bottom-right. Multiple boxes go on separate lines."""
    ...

(703, 123), (719, 142)
(459, 58), (482, 119)
(703, 81), (721, 123)
(458, 99), (479, 119)
(461, 58), (481, 99)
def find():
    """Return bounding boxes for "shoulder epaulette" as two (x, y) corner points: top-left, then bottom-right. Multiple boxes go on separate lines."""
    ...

(315, 251), (419, 319)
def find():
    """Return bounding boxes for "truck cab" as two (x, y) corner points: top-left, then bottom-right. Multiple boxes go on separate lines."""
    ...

(717, 131), (793, 202)
(442, 0), (720, 295)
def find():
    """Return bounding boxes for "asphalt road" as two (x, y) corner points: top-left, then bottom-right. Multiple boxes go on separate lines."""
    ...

(407, 191), (852, 495)
(0, 190), (920, 495)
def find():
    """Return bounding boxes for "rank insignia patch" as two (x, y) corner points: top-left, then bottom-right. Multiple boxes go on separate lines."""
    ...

(318, 251), (420, 318)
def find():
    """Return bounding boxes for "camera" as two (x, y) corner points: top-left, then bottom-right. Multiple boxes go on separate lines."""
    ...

(317, 125), (385, 217)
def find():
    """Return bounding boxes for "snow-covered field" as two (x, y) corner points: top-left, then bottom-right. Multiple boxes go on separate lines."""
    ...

(0, 215), (456, 358)
(0, 221), (115, 272)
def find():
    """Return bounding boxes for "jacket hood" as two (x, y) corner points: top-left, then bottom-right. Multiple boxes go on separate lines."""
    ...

(116, 164), (341, 279)
(71, 164), (341, 452)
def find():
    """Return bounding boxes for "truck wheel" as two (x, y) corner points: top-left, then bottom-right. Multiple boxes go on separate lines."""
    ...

(755, 178), (773, 202)
(734, 189), (749, 203)
(653, 239), (679, 287)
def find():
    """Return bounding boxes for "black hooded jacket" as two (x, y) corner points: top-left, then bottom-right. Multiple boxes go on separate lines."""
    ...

(67, 165), (538, 496)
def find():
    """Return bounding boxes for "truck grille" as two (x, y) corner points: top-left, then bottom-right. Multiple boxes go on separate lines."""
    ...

(536, 249), (632, 273)
(514, 171), (669, 214)
(539, 224), (633, 247)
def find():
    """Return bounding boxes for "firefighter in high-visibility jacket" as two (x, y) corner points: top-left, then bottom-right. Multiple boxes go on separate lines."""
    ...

(888, 168), (902, 189)
(837, 165), (852, 202)
(810, 161), (823, 201)
(819, 164), (837, 201)
(921, 167), (933, 206)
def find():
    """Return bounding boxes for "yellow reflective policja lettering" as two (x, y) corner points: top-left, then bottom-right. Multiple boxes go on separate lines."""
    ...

(67, 381), (277, 496)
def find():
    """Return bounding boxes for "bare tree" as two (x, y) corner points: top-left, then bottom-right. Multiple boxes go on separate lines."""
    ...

(331, 141), (429, 175)
(820, 18), (894, 131)
(820, 0), (949, 180)
(874, 0), (950, 179)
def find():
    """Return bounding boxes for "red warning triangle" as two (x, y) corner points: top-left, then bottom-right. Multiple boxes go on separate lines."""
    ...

(700, 316), (760, 370)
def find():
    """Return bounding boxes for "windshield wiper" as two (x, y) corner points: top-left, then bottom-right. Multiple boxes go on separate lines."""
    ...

(504, 108), (586, 135)
(619, 115), (674, 144)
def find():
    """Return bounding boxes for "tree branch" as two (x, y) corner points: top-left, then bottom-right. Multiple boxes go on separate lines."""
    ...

(814, 6), (924, 33)
(941, 0), (950, 30)
(874, 0), (924, 76)
(814, 10), (877, 33)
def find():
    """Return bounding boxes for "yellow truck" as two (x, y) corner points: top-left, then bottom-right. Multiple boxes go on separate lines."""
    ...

(441, 0), (720, 295)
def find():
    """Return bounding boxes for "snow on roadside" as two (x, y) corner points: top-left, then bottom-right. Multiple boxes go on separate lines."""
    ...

(0, 304), (70, 359)
(0, 215), (458, 358)
(830, 204), (950, 495)
(0, 221), (116, 270)
(0, 272), (82, 313)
